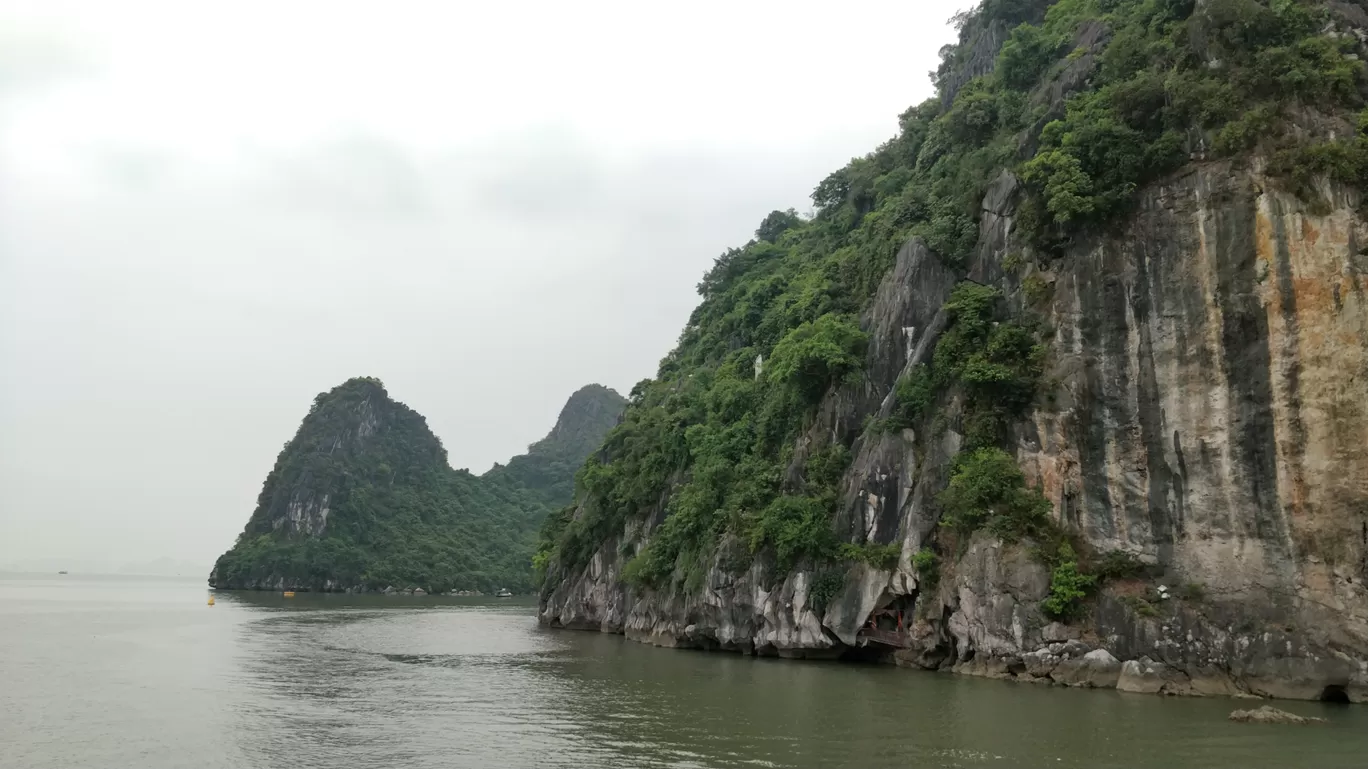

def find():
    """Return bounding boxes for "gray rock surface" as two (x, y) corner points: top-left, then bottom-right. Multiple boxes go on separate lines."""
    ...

(1229, 706), (1326, 725)
(541, 2), (1368, 703)
(1117, 657), (1189, 695)
(541, 157), (1368, 704)
(1052, 649), (1122, 688)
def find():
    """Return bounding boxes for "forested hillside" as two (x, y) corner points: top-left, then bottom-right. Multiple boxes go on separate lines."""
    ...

(210, 378), (624, 593)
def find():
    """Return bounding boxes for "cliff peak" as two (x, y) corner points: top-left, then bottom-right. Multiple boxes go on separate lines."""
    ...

(529, 384), (627, 459)
(482, 384), (628, 507)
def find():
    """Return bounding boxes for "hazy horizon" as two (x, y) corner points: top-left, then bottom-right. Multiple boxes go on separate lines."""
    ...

(1, 0), (963, 571)
(0, 555), (206, 577)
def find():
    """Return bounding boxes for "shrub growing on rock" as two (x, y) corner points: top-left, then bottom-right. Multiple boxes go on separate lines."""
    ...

(938, 447), (1052, 541)
(1042, 543), (1096, 620)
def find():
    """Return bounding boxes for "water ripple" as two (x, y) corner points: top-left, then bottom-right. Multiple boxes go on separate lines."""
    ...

(5, 578), (1368, 769)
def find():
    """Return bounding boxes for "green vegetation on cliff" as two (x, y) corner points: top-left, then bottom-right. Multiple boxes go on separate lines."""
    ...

(211, 379), (624, 593)
(882, 282), (1045, 446)
(539, 0), (1367, 594)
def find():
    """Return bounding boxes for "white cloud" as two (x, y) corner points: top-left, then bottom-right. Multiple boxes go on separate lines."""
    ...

(0, 0), (963, 568)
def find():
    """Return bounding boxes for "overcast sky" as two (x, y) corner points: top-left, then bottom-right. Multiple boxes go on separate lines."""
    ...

(0, 0), (963, 574)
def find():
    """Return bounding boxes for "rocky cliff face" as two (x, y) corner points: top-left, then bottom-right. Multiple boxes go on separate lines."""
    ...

(917, 162), (1368, 702)
(540, 0), (1368, 704)
(542, 156), (1368, 704)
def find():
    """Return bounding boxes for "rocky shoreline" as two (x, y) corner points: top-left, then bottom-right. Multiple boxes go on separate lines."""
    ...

(542, 590), (1365, 705)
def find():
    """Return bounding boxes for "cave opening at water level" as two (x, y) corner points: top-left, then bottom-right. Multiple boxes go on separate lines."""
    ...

(1319, 684), (1351, 704)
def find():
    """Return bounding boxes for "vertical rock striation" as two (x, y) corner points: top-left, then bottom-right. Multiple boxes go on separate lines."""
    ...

(541, 161), (1368, 703)
(539, 0), (1368, 704)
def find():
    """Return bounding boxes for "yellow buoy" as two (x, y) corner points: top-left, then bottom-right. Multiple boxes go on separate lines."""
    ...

(207, 595), (215, 606)
(283, 591), (295, 597)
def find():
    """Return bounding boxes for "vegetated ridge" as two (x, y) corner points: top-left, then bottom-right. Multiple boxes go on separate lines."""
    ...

(210, 378), (626, 593)
(538, 0), (1368, 704)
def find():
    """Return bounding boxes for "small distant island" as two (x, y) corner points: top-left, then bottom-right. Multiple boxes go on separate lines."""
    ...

(209, 378), (625, 595)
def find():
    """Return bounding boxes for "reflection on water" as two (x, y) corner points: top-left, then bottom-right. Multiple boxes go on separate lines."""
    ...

(2, 574), (1366, 769)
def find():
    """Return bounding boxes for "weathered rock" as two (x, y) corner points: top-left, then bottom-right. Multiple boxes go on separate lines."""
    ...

(1041, 622), (1079, 643)
(895, 619), (951, 670)
(1051, 649), (1122, 688)
(1228, 706), (1326, 725)
(944, 536), (1052, 664)
(952, 655), (1019, 681)
(1023, 649), (1060, 679)
(1118, 658), (1182, 695)
(542, 124), (1368, 705)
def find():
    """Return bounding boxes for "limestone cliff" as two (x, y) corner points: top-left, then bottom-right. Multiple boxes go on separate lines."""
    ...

(543, 164), (1367, 691)
(539, 0), (1368, 704)
(905, 163), (1368, 702)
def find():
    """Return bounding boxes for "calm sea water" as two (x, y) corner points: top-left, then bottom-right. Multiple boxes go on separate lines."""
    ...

(2, 573), (1365, 769)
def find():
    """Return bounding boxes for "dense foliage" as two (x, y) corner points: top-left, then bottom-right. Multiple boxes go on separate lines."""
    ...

(212, 379), (624, 593)
(939, 447), (1053, 541)
(1041, 542), (1097, 619)
(912, 548), (941, 588)
(883, 282), (1045, 445)
(538, 0), (1368, 596)
(925, 0), (1367, 252)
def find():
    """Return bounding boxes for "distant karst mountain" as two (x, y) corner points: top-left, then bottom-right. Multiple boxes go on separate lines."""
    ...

(209, 377), (625, 593)
(485, 384), (628, 505)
